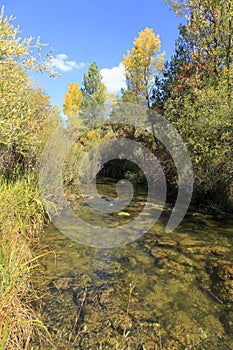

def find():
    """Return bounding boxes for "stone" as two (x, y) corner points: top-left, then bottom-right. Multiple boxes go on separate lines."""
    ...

(156, 239), (178, 248)
(166, 311), (202, 347)
(185, 245), (230, 256)
(208, 260), (233, 302)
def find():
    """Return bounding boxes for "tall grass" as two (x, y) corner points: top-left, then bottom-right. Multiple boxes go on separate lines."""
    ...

(0, 173), (52, 349)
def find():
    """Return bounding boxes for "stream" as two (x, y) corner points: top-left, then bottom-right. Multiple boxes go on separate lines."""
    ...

(36, 181), (233, 349)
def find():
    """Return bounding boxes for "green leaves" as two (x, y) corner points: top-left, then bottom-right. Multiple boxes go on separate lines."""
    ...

(161, 2), (233, 208)
(0, 7), (60, 177)
(83, 61), (104, 96)
(81, 61), (107, 126)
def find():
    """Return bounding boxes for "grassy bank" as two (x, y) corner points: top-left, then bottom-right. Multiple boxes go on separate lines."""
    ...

(0, 174), (51, 349)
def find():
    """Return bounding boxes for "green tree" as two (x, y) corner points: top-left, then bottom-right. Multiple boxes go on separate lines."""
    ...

(81, 61), (107, 126)
(150, 24), (194, 114)
(164, 76), (232, 209)
(163, 1), (233, 210)
(165, 0), (233, 100)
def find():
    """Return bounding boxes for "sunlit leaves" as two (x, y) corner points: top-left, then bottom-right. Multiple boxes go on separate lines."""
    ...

(63, 82), (83, 117)
(0, 7), (59, 175)
(164, 0), (233, 86)
(162, 1), (233, 207)
(0, 7), (54, 75)
(122, 27), (165, 104)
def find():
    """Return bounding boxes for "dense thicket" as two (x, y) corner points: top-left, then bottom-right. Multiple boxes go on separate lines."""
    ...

(158, 1), (233, 211)
(0, 8), (59, 177)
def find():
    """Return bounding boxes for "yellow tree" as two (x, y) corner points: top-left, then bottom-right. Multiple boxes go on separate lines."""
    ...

(122, 27), (165, 104)
(63, 82), (83, 117)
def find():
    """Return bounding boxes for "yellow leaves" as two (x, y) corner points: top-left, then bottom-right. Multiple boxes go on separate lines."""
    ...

(107, 92), (117, 103)
(63, 82), (83, 116)
(117, 211), (131, 217)
(123, 27), (160, 68)
(133, 28), (161, 61)
(222, 66), (228, 74)
(122, 27), (165, 100)
(87, 129), (99, 140)
(156, 51), (166, 73)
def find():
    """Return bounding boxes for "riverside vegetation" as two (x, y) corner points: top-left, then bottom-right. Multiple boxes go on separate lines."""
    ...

(0, 1), (233, 349)
(0, 7), (59, 349)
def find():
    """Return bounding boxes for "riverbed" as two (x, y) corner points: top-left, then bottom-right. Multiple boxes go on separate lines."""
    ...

(35, 182), (233, 349)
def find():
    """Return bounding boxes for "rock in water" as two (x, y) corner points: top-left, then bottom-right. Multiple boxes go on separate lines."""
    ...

(208, 260), (233, 302)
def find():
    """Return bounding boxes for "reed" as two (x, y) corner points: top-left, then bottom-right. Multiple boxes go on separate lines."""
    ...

(0, 174), (52, 349)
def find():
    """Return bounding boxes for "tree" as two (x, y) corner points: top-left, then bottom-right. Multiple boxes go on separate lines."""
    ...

(63, 82), (83, 117)
(164, 0), (233, 100)
(162, 1), (233, 210)
(0, 7), (59, 176)
(122, 27), (165, 105)
(150, 24), (194, 114)
(0, 7), (54, 74)
(81, 61), (107, 126)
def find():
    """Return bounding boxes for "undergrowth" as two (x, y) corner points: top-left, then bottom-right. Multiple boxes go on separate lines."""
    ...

(0, 174), (53, 349)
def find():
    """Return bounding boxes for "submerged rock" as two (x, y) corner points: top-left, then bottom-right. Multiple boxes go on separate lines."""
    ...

(220, 310), (233, 334)
(166, 310), (203, 347)
(186, 245), (230, 256)
(156, 238), (178, 248)
(207, 260), (233, 302)
(95, 269), (112, 279)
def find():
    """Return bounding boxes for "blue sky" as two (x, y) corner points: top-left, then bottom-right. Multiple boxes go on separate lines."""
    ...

(4, 0), (184, 114)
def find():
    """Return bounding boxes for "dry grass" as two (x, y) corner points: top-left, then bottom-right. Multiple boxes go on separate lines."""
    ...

(0, 174), (53, 349)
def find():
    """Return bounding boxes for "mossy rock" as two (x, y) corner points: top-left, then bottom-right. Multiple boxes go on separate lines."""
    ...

(220, 310), (233, 335)
(156, 238), (178, 248)
(165, 310), (203, 347)
(185, 245), (229, 256)
(151, 247), (174, 259)
(202, 314), (225, 339)
(208, 260), (233, 302)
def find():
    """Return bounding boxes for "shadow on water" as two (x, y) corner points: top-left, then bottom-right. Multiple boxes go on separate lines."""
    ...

(35, 181), (233, 349)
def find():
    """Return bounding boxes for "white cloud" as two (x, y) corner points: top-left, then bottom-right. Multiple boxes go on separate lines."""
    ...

(100, 63), (126, 93)
(50, 54), (85, 72)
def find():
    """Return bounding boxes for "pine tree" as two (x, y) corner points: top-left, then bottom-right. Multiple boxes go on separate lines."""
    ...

(81, 61), (107, 126)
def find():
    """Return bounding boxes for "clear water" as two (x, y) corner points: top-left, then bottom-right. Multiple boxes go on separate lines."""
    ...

(35, 182), (233, 349)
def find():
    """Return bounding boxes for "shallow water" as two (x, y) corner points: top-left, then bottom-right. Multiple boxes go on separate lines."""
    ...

(36, 182), (233, 349)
